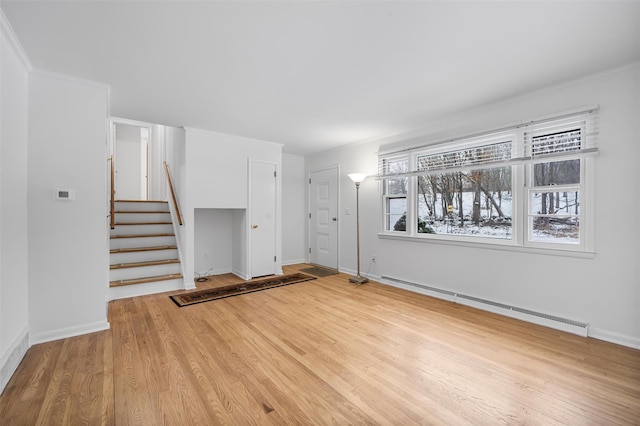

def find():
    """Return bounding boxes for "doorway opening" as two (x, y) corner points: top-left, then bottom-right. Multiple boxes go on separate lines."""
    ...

(112, 121), (151, 201)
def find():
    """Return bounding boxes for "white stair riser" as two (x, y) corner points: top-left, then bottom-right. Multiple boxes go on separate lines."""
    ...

(110, 263), (182, 281)
(110, 249), (178, 264)
(110, 235), (177, 249)
(115, 212), (171, 223)
(109, 278), (184, 301)
(110, 224), (173, 236)
(115, 202), (169, 212)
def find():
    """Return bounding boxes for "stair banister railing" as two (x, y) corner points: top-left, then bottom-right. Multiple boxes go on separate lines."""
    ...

(164, 161), (183, 226)
(109, 155), (115, 229)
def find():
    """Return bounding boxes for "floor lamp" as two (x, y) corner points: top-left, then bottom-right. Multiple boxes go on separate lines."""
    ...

(348, 173), (369, 285)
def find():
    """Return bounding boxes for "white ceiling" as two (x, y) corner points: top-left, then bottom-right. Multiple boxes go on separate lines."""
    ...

(2, 1), (639, 155)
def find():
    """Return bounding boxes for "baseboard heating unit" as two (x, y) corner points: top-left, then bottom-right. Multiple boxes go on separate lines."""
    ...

(381, 276), (589, 337)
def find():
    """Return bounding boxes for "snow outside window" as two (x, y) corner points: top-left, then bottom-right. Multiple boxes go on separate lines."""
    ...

(415, 141), (513, 239)
(525, 127), (585, 249)
(381, 156), (409, 232)
(378, 107), (597, 253)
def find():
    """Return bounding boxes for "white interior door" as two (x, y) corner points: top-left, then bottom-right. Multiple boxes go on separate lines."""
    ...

(309, 167), (338, 269)
(250, 161), (277, 278)
(114, 122), (148, 200)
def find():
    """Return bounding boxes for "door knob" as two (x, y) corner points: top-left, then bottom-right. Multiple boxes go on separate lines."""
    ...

(252, 224), (258, 229)
(332, 217), (337, 221)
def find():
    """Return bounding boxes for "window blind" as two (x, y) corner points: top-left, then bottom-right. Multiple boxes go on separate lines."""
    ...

(378, 106), (598, 179)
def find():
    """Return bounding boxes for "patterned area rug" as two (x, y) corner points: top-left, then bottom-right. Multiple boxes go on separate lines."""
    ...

(170, 273), (316, 307)
(299, 266), (339, 277)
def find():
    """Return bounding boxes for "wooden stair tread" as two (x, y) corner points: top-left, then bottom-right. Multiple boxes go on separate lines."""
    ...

(110, 273), (183, 287)
(110, 233), (175, 239)
(114, 211), (170, 214)
(110, 245), (177, 254)
(110, 259), (180, 269)
(115, 200), (168, 203)
(113, 222), (172, 225)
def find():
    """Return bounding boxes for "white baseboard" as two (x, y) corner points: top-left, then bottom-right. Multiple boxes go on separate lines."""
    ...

(196, 267), (232, 277)
(30, 320), (110, 346)
(338, 266), (381, 282)
(379, 276), (640, 348)
(109, 278), (185, 300)
(282, 258), (306, 266)
(232, 268), (249, 280)
(0, 327), (30, 394)
(588, 327), (640, 350)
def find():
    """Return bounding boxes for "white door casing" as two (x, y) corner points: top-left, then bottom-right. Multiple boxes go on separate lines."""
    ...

(309, 167), (339, 269)
(249, 160), (277, 278)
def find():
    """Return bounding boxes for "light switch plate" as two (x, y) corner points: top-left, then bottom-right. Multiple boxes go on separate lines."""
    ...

(54, 188), (75, 200)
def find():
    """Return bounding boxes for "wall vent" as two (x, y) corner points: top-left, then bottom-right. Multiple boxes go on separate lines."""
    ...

(381, 275), (588, 337)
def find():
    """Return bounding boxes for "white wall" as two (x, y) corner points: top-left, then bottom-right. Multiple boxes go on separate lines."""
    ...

(306, 63), (640, 348)
(0, 13), (30, 393)
(114, 123), (143, 200)
(281, 153), (306, 265)
(164, 125), (187, 282)
(194, 208), (233, 276)
(28, 71), (110, 344)
(148, 124), (164, 201)
(183, 128), (282, 282)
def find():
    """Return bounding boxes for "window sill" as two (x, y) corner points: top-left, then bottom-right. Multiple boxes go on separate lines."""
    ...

(377, 233), (595, 259)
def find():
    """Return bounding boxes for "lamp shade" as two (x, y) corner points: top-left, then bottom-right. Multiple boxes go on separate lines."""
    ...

(348, 173), (367, 183)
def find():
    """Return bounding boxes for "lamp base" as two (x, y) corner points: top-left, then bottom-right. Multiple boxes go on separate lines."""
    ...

(349, 275), (369, 285)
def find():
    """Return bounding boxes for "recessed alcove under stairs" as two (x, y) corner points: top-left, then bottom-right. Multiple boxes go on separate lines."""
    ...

(109, 200), (183, 300)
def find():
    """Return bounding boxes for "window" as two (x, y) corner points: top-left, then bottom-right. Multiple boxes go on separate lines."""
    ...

(382, 156), (409, 232)
(415, 139), (513, 239)
(526, 127), (584, 247)
(378, 108), (598, 253)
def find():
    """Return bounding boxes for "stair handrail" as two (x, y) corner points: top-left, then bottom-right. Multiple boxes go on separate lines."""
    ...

(109, 155), (115, 229)
(164, 161), (183, 226)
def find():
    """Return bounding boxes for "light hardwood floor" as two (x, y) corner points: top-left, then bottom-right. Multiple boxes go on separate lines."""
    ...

(2, 264), (639, 425)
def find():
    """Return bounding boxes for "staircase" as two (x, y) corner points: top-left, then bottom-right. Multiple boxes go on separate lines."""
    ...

(109, 200), (184, 300)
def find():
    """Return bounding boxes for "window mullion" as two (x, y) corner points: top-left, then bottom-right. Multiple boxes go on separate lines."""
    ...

(407, 175), (417, 236)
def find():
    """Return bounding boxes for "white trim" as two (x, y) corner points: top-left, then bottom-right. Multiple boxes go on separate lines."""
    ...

(378, 232), (596, 259)
(183, 127), (284, 149)
(282, 258), (306, 266)
(30, 69), (110, 91)
(29, 320), (110, 346)
(588, 328), (640, 350)
(338, 266), (381, 283)
(0, 327), (30, 393)
(109, 279), (185, 301)
(110, 116), (155, 128)
(0, 7), (32, 71)
(232, 267), (249, 281)
(195, 267), (232, 277)
(380, 276), (591, 338)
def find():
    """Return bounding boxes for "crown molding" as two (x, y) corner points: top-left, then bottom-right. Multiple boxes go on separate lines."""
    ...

(184, 126), (284, 148)
(30, 68), (110, 91)
(0, 7), (32, 71)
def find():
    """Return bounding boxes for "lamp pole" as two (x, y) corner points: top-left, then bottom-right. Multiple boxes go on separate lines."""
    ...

(348, 173), (368, 285)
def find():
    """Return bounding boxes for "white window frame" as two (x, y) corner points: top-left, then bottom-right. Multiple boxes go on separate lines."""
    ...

(383, 184), (408, 233)
(380, 155), (410, 234)
(378, 107), (597, 255)
(522, 119), (593, 251)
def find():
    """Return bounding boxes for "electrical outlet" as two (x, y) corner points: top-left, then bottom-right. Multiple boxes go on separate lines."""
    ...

(372, 254), (376, 262)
